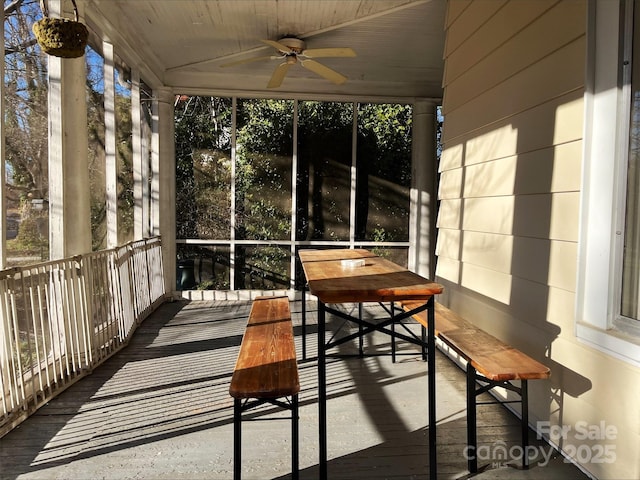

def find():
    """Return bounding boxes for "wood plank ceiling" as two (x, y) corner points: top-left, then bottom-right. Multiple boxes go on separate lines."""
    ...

(87, 0), (446, 100)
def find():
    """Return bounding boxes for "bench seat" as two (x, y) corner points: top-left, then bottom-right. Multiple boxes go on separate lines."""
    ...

(230, 296), (299, 399)
(402, 301), (550, 381)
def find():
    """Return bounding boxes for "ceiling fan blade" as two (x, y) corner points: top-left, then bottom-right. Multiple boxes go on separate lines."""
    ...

(262, 39), (294, 54)
(302, 47), (356, 58)
(300, 59), (347, 85)
(267, 62), (291, 88)
(220, 55), (277, 68)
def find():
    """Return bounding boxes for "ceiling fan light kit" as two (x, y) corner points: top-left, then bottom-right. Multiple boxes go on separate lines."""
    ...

(221, 37), (356, 89)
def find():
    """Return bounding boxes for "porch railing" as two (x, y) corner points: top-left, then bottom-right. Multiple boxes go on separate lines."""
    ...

(0, 236), (166, 437)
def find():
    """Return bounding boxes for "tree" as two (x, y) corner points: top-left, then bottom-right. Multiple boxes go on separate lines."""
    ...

(4, 0), (49, 259)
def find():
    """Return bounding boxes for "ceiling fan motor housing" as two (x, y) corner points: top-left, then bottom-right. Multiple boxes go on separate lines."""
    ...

(278, 37), (306, 53)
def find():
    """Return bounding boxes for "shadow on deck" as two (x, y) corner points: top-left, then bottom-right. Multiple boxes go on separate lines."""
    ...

(0, 300), (590, 479)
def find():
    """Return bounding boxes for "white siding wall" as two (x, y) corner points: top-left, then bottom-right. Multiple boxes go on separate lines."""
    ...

(438, 1), (640, 478)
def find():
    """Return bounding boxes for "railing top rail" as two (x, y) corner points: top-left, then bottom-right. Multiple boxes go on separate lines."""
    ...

(0, 236), (162, 278)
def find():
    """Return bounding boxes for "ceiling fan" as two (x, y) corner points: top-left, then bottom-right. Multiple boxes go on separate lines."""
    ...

(220, 37), (356, 88)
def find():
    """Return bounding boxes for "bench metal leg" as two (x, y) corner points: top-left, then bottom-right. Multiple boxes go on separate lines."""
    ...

(427, 295), (437, 480)
(466, 369), (531, 473)
(391, 302), (396, 363)
(521, 380), (529, 469)
(233, 395), (299, 479)
(467, 365), (478, 473)
(234, 398), (242, 480)
(292, 394), (299, 480)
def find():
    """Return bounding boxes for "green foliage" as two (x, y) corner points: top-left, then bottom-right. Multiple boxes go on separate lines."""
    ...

(236, 99), (294, 155)
(235, 99), (293, 242)
(175, 96), (233, 239)
(358, 103), (412, 187)
(116, 92), (134, 243)
(196, 275), (230, 290)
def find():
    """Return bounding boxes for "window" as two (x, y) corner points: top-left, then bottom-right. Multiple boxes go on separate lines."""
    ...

(174, 97), (414, 291)
(577, 0), (640, 365)
(621, 0), (640, 323)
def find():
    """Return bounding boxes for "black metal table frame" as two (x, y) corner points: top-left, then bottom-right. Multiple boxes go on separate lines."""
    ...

(311, 295), (438, 479)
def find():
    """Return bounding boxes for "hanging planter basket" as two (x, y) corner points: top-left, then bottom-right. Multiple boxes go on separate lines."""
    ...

(33, 0), (88, 58)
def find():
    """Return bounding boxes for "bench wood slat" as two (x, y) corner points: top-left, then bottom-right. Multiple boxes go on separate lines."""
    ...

(401, 301), (550, 381)
(229, 297), (299, 399)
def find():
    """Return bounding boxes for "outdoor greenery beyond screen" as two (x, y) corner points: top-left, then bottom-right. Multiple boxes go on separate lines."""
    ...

(174, 97), (412, 290)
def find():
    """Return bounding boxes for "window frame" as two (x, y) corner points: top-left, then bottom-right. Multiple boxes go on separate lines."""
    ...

(174, 97), (420, 291)
(577, 0), (640, 366)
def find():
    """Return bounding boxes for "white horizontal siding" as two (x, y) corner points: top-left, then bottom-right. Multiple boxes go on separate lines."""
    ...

(443, 36), (585, 140)
(440, 141), (581, 200)
(441, 93), (583, 170)
(437, 2), (640, 478)
(444, 0), (584, 112)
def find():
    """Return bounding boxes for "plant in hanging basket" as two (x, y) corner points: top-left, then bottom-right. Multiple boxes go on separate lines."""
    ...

(33, 0), (88, 58)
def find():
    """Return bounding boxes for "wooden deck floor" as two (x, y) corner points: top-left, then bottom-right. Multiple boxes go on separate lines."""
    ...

(0, 300), (590, 480)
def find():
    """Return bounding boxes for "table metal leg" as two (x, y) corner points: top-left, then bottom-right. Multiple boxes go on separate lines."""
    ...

(301, 284), (307, 360)
(318, 300), (327, 479)
(391, 301), (396, 363)
(233, 398), (242, 480)
(358, 303), (364, 356)
(427, 296), (437, 478)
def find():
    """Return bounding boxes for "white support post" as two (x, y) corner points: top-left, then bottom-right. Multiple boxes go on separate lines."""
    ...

(103, 42), (117, 248)
(151, 87), (176, 294)
(48, 14), (91, 258)
(46, 0), (91, 364)
(409, 100), (438, 278)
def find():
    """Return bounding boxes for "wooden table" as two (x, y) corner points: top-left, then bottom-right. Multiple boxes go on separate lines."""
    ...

(299, 249), (444, 479)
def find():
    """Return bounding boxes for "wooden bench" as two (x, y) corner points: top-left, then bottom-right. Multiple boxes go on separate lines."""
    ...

(229, 296), (300, 480)
(400, 301), (550, 473)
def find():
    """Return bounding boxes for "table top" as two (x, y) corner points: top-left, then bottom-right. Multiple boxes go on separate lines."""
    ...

(299, 248), (444, 304)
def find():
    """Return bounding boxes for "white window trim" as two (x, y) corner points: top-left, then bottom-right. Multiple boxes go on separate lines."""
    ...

(577, 0), (640, 367)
